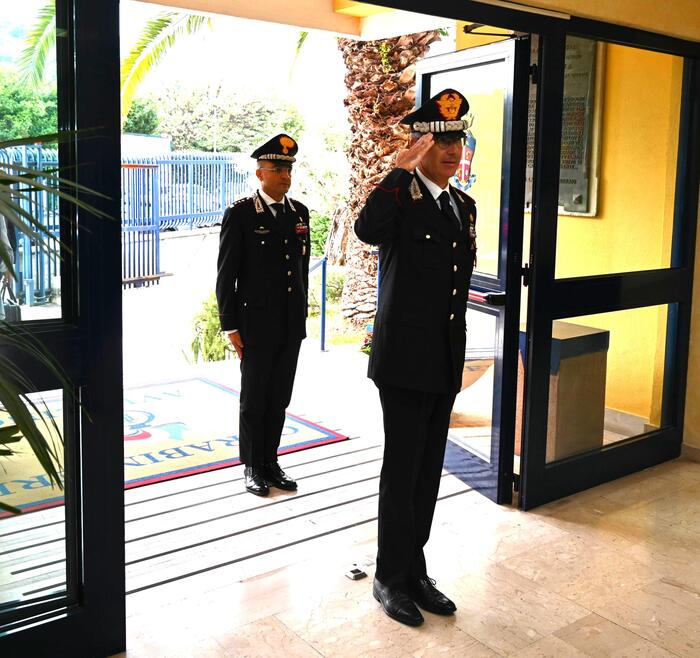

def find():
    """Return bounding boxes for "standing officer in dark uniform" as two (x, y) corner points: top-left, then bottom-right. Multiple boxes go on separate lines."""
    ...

(216, 133), (310, 497)
(355, 89), (477, 626)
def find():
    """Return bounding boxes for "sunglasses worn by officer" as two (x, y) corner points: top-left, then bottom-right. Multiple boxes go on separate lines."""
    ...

(411, 131), (466, 150)
(258, 164), (293, 175)
(434, 134), (466, 149)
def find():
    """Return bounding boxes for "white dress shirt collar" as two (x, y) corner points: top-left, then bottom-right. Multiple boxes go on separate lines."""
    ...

(258, 189), (287, 215)
(415, 168), (460, 219)
(415, 168), (452, 201)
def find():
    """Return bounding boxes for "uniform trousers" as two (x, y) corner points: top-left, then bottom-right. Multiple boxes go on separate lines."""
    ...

(239, 340), (302, 468)
(375, 384), (457, 588)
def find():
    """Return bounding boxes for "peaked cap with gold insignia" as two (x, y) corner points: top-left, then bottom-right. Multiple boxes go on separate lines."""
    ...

(250, 133), (298, 163)
(401, 88), (470, 134)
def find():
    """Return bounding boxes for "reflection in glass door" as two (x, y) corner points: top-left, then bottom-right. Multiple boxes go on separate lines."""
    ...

(417, 37), (531, 503)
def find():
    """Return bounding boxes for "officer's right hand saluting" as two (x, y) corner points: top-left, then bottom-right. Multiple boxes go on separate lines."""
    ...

(395, 133), (434, 173)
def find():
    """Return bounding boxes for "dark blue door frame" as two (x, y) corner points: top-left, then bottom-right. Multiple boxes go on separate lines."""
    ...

(0, 0), (125, 655)
(519, 44), (700, 509)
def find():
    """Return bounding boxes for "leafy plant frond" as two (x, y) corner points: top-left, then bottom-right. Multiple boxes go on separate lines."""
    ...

(121, 13), (212, 122)
(0, 377), (62, 490)
(0, 501), (22, 515)
(0, 132), (113, 513)
(289, 31), (309, 81)
(0, 129), (103, 149)
(17, 2), (56, 88)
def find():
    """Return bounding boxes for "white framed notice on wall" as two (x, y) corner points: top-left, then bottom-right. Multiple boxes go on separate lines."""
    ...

(525, 36), (605, 216)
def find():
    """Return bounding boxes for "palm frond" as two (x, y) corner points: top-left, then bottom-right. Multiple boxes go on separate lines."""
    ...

(0, 132), (113, 513)
(0, 501), (21, 515)
(0, 376), (62, 491)
(289, 31), (309, 81)
(0, 129), (102, 149)
(0, 196), (55, 248)
(121, 13), (212, 122)
(17, 2), (57, 87)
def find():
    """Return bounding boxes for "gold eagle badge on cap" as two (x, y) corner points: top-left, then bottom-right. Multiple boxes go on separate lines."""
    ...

(279, 135), (296, 155)
(437, 92), (462, 120)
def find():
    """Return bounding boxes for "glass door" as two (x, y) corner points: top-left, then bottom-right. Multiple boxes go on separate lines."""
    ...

(0, 0), (125, 654)
(520, 34), (700, 509)
(416, 37), (531, 503)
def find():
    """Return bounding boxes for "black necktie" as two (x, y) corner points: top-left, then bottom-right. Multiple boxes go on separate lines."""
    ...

(438, 191), (461, 230)
(271, 202), (285, 217)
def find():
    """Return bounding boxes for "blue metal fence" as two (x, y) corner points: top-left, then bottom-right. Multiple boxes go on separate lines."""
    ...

(146, 154), (250, 231)
(121, 162), (161, 288)
(0, 146), (61, 305)
(1, 146), (253, 299)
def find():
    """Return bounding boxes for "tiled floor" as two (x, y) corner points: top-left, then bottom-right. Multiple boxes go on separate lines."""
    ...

(114, 456), (700, 657)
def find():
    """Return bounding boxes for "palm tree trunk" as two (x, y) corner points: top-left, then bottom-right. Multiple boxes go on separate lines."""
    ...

(332, 31), (442, 328)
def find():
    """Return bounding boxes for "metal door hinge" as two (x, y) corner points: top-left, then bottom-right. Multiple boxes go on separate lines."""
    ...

(521, 262), (530, 287)
(529, 63), (538, 85)
(513, 473), (521, 493)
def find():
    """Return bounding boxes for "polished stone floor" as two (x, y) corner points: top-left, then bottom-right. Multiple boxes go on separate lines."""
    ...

(113, 455), (700, 657)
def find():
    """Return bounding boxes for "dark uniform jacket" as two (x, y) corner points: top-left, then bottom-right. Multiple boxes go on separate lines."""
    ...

(216, 192), (310, 346)
(355, 168), (477, 394)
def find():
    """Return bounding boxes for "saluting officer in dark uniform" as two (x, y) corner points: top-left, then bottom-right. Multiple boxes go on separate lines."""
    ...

(216, 134), (310, 497)
(355, 89), (477, 626)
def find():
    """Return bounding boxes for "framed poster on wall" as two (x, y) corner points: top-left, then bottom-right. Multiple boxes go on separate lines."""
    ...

(525, 36), (605, 215)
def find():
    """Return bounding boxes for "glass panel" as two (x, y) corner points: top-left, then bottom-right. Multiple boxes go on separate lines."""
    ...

(545, 306), (670, 463)
(0, 389), (67, 616)
(554, 38), (682, 278)
(0, 0), (62, 321)
(431, 56), (507, 278)
(449, 307), (498, 462)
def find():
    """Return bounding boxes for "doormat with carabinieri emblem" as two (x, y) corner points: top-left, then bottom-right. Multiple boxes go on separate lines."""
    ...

(0, 377), (347, 516)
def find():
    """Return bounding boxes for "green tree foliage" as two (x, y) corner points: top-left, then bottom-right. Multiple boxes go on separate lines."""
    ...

(154, 86), (304, 153)
(293, 125), (350, 253)
(123, 98), (160, 135)
(307, 267), (344, 316)
(0, 70), (56, 141)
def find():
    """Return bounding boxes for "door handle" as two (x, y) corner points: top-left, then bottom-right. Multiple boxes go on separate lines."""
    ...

(484, 292), (507, 306)
(468, 290), (507, 306)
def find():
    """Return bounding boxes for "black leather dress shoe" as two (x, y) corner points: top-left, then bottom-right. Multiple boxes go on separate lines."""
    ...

(372, 578), (424, 627)
(408, 577), (456, 615)
(244, 466), (269, 497)
(262, 462), (297, 490)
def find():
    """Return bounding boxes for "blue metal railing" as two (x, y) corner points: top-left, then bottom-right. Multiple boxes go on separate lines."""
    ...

(129, 153), (251, 231)
(121, 162), (160, 287)
(0, 145), (60, 305)
(122, 153), (251, 287)
(1, 146), (253, 298)
(309, 256), (327, 351)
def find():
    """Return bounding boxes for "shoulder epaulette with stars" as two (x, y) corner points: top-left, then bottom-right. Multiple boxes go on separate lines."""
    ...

(229, 195), (254, 209)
